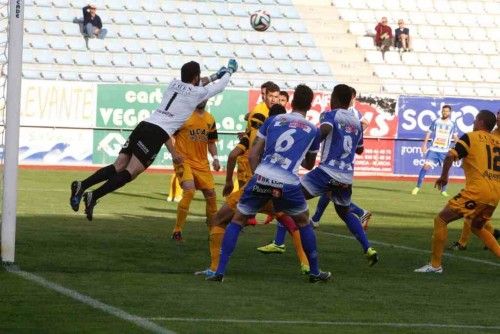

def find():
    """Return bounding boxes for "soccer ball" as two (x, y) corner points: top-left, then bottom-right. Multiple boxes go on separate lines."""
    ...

(250, 10), (271, 32)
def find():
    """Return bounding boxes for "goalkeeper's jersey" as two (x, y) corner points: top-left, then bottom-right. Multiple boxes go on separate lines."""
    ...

(145, 73), (230, 136)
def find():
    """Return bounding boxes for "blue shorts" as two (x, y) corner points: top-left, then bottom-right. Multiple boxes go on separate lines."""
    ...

(301, 168), (352, 207)
(425, 150), (447, 168)
(237, 175), (308, 216)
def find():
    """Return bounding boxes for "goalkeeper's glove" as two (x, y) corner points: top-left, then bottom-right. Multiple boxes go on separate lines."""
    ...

(209, 66), (228, 82)
(227, 59), (238, 74)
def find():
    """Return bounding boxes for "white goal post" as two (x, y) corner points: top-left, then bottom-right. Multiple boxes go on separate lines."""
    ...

(1, 0), (24, 264)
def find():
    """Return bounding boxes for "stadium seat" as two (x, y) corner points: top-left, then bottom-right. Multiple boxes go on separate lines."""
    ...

(260, 61), (277, 73)
(357, 36), (376, 50)
(241, 60), (259, 73)
(149, 13), (167, 26)
(131, 15), (149, 26)
(107, 2), (125, 11)
(289, 21), (307, 33)
(185, 15), (203, 29)
(172, 29), (191, 42)
(167, 56), (184, 69)
(112, 54), (130, 67)
(54, 52), (74, 65)
(419, 53), (437, 67)
(213, 5), (232, 16)
(270, 48), (288, 60)
(401, 52), (420, 65)
(198, 44), (217, 57)
(166, 16), (185, 28)
(446, 68), (464, 81)
(179, 44), (199, 56)
(125, 43), (143, 54)
(441, 86), (458, 96)
(137, 75), (158, 84)
(410, 66), (429, 80)
(373, 65), (392, 78)
(52, 0), (70, 8)
(420, 84), (439, 95)
(73, 52), (93, 66)
(124, 0), (143, 11)
(456, 86), (475, 97)
(273, 19), (290, 33)
(364, 50), (384, 64)
(150, 55), (167, 68)
(153, 28), (173, 41)
(471, 55), (490, 68)
(436, 54), (455, 67)
(480, 69), (499, 83)
(98, 73), (119, 82)
(428, 67), (447, 81)
(22, 49), (35, 64)
(203, 57), (221, 71)
(253, 49), (271, 59)
(49, 38), (68, 51)
(34, 50), (55, 64)
(281, 34), (300, 47)
(384, 52), (402, 65)
(59, 72), (80, 81)
(454, 54), (472, 67)
(298, 36), (315, 47)
(314, 63), (331, 76)
(444, 40), (463, 54)
(79, 72), (100, 82)
(30, 38), (50, 50)
(474, 87), (494, 97)
(61, 22), (83, 37)
(106, 39), (125, 53)
(296, 62), (314, 75)
(131, 54), (150, 68)
(119, 74), (139, 83)
(216, 45), (235, 58)
(93, 54), (113, 67)
(278, 62), (296, 74)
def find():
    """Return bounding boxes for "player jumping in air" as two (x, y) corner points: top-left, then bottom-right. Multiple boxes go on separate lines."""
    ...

(69, 59), (238, 220)
(207, 85), (331, 283)
(415, 110), (500, 273)
(412, 104), (459, 197)
(169, 101), (220, 242)
(300, 84), (379, 266)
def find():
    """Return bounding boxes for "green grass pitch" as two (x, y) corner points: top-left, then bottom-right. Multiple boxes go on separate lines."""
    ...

(1, 169), (498, 334)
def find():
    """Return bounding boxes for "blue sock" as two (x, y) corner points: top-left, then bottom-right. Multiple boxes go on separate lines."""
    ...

(416, 168), (427, 188)
(274, 222), (287, 245)
(215, 222), (242, 275)
(312, 193), (330, 222)
(349, 202), (364, 217)
(339, 209), (370, 252)
(299, 224), (319, 275)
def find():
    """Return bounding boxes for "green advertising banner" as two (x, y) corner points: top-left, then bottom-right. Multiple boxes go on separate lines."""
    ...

(93, 84), (249, 167)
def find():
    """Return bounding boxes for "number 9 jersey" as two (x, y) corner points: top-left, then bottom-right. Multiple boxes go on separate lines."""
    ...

(254, 112), (321, 185)
(450, 131), (500, 206)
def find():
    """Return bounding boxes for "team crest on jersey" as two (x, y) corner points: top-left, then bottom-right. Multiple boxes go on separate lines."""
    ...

(338, 122), (358, 134)
(189, 129), (208, 142)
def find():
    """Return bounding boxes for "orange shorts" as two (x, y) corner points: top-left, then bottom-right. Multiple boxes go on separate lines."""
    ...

(174, 162), (214, 190)
(447, 191), (497, 228)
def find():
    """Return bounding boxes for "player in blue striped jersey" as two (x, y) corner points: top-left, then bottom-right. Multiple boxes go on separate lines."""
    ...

(207, 85), (331, 283)
(301, 84), (378, 266)
(412, 105), (458, 196)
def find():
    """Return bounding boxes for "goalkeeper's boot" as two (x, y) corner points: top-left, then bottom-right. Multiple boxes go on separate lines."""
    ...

(441, 191), (449, 197)
(411, 187), (420, 195)
(360, 210), (372, 231)
(194, 268), (215, 278)
(70, 181), (83, 212)
(171, 231), (183, 242)
(309, 271), (332, 283)
(448, 241), (467, 251)
(365, 247), (379, 267)
(206, 273), (224, 282)
(300, 263), (310, 275)
(83, 191), (96, 221)
(414, 263), (443, 273)
(257, 241), (285, 254)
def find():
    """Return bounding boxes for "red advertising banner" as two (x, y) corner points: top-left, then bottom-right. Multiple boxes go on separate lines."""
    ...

(354, 138), (395, 175)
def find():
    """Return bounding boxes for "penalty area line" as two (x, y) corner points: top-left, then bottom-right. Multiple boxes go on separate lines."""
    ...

(5, 266), (175, 334)
(320, 231), (500, 267)
(147, 317), (500, 330)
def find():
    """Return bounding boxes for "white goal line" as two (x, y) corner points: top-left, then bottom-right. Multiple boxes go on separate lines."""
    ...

(147, 317), (500, 330)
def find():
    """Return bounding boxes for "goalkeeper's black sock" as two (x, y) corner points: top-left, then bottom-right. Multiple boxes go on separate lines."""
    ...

(91, 170), (132, 201)
(81, 164), (117, 191)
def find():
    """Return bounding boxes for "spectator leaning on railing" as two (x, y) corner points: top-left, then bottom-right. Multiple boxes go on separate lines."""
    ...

(394, 19), (410, 52)
(374, 17), (392, 56)
(82, 4), (107, 39)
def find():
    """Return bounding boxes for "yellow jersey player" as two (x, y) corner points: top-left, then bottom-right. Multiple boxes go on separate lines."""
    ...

(236, 82), (280, 188)
(169, 101), (220, 241)
(448, 110), (500, 251)
(415, 110), (500, 273)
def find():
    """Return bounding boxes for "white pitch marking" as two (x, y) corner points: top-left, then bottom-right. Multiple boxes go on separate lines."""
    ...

(147, 317), (500, 330)
(5, 266), (175, 334)
(320, 231), (500, 267)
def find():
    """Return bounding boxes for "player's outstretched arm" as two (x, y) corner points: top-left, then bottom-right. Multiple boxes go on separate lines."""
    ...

(223, 146), (245, 196)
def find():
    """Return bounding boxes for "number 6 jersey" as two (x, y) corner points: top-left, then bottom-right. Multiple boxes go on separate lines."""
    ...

(450, 130), (500, 206)
(255, 112), (321, 185)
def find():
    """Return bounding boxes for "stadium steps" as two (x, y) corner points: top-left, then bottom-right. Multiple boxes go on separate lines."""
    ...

(293, 0), (383, 94)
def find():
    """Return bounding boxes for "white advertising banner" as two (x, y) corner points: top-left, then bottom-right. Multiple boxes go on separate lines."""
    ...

(20, 80), (97, 127)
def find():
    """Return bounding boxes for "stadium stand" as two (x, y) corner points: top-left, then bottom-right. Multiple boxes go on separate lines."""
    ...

(19, 0), (499, 97)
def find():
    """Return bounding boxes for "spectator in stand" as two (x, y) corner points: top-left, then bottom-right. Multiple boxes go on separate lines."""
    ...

(374, 17), (392, 57)
(394, 19), (410, 52)
(82, 4), (107, 39)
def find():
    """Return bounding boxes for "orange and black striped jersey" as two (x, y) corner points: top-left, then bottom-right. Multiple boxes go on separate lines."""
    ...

(174, 111), (218, 170)
(450, 130), (500, 206)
